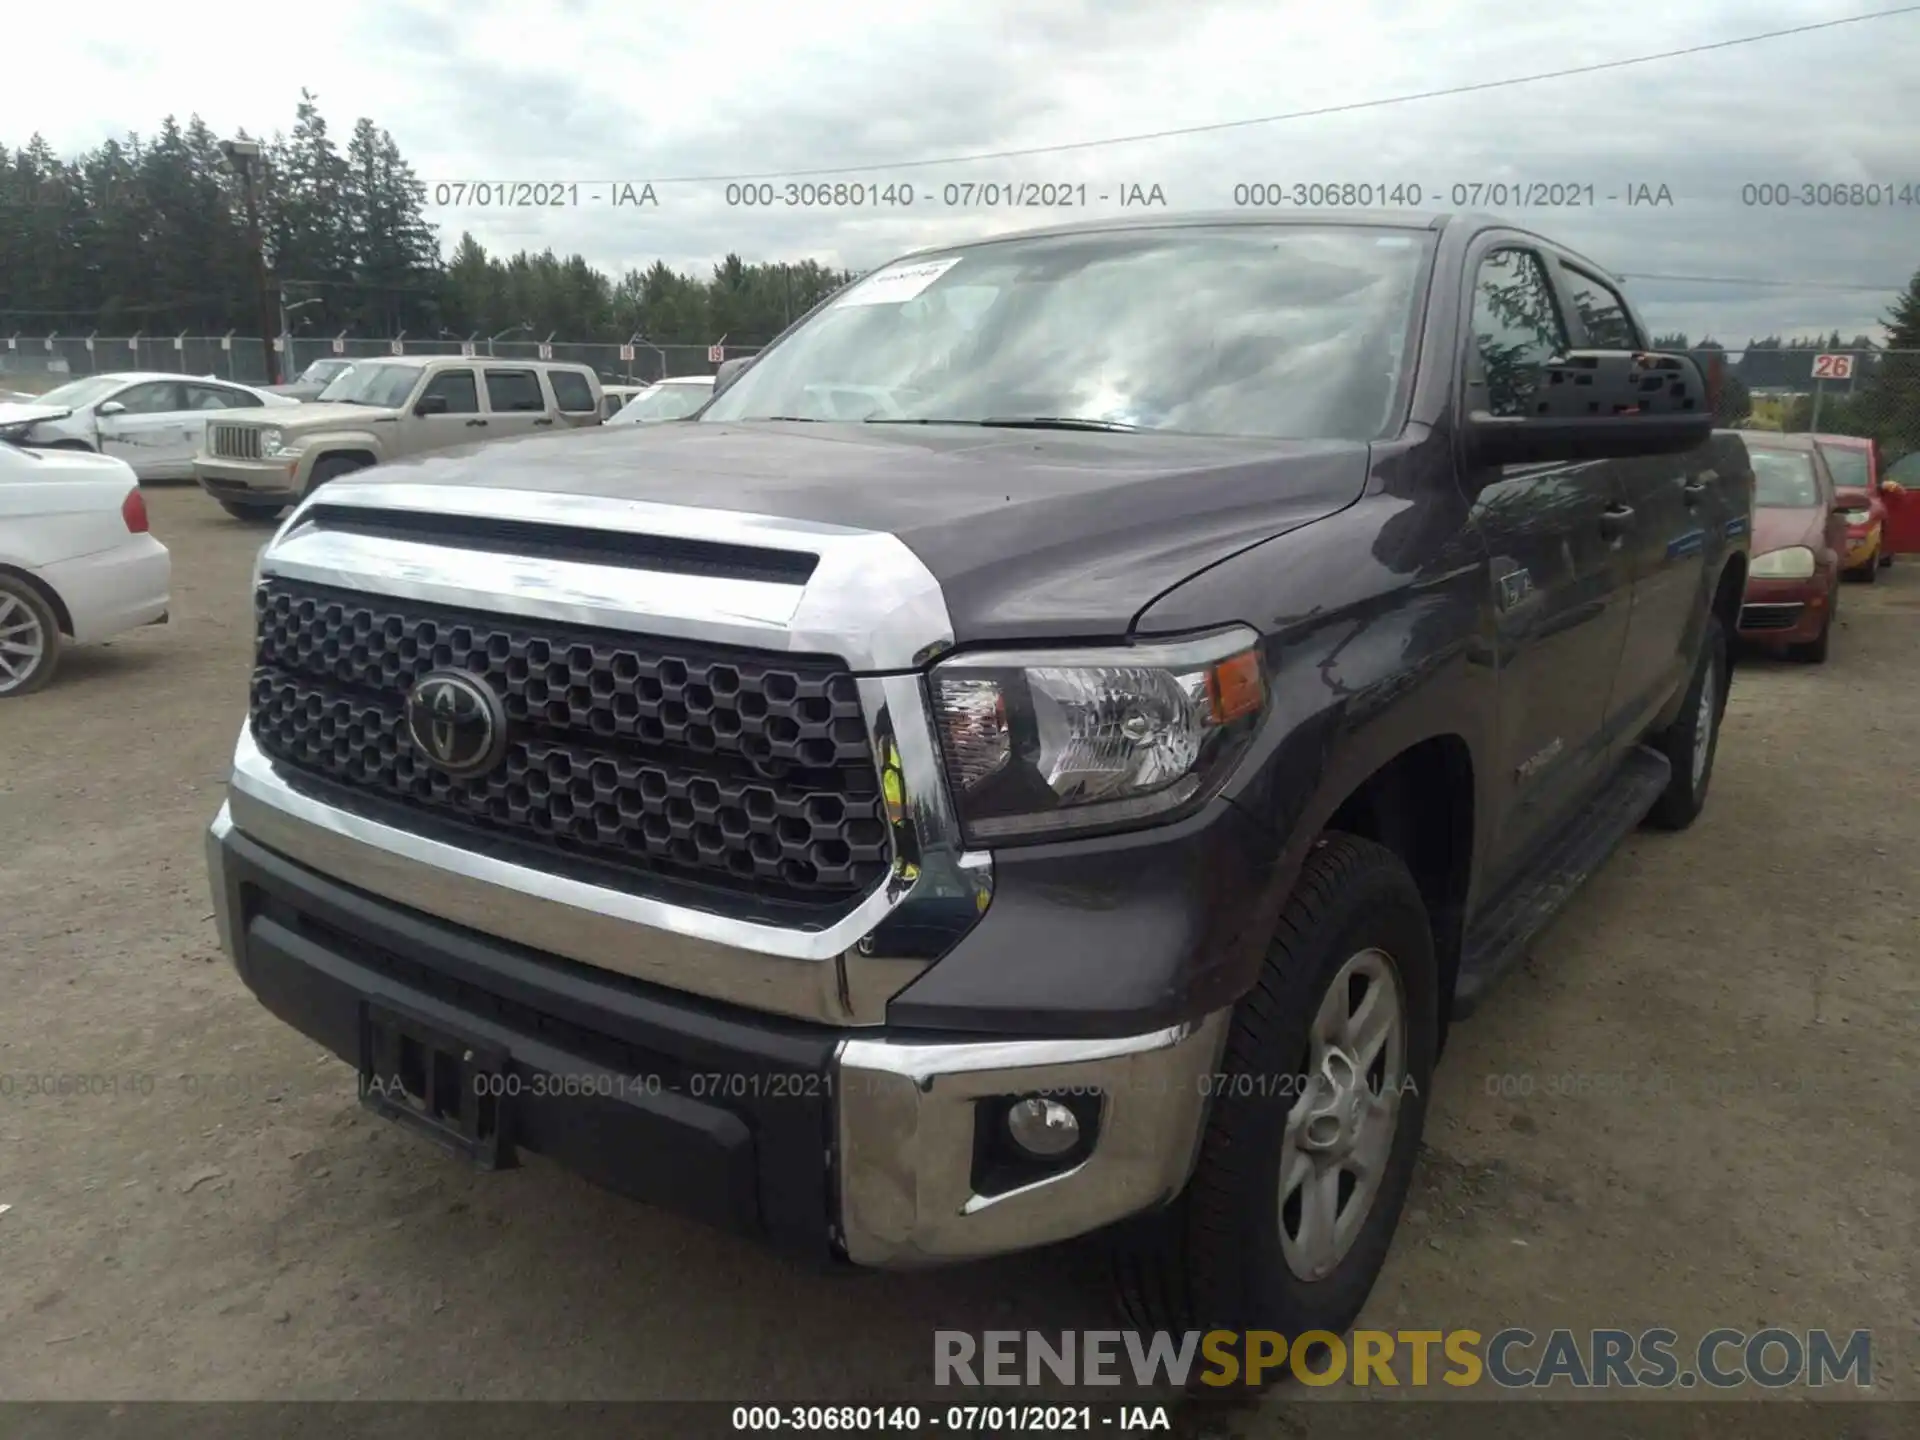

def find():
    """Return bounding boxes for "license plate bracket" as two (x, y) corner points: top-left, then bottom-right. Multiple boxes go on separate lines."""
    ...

(358, 1000), (514, 1170)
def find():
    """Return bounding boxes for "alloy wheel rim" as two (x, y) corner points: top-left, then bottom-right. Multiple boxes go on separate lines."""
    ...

(1690, 653), (1717, 789)
(1278, 946), (1408, 1282)
(0, 593), (46, 693)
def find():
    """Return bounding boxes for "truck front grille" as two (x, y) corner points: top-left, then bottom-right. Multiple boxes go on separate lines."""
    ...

(248, 578), (891, 907)
(212, 424), (263, 460)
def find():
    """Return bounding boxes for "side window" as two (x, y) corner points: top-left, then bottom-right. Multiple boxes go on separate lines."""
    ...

(419, 368), (480, 414)
(111, 382), (184, 415)
(185, 384), (253, 411)
(548, 368), (597, 414)
(1563, 266), (1640, 350)
(1468, 249), (1570, 419)
(1810, 449), (1835, 507)
(484, 368), (545, 412)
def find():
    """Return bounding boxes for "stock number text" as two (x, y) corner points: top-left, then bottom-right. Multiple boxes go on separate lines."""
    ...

(1740, 182), (1920, 208)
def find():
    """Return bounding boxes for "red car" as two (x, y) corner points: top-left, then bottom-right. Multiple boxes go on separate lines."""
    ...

(1738, 433), (1848, 663)
(1814, 434), (1897, 581)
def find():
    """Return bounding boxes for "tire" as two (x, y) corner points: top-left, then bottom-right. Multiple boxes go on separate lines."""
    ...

(218, 498), (287, 523)
(1110, 834), (1438, 1359)
(1791, 592), (1833, 665)
(1644, 613), (1726, 831)
(0, 574), (63, 698)
(1880, 552), (1894, 569)
(1860, 554), (1879, 584)
(303, 454), (368, 497)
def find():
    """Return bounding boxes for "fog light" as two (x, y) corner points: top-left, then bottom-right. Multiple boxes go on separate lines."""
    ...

(1005, 1097), (1081, 1158)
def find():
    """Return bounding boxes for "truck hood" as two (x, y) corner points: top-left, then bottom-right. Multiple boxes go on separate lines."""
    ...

(268, 402), (400, 431)
(332, 420), (1373, 643)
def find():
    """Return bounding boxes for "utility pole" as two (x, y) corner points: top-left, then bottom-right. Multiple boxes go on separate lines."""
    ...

(221, 138), (279, 384)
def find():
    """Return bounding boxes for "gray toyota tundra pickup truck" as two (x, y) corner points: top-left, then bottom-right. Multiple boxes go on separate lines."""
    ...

(204, 211), (1753, 1340)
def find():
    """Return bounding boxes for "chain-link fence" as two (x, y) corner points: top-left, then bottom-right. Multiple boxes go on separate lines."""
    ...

(0, 335), (760, 393)
(1694, 348), (1920, 469)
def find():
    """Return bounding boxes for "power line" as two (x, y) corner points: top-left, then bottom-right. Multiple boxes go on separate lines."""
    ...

(448, 6), (1919, 186)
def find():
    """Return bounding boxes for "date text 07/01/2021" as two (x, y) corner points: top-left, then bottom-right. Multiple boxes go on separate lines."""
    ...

(423, 180), (1171, 209)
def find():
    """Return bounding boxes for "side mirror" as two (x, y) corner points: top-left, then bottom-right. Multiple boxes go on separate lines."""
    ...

(713, 356), (752, 395)
(414, 394), (449, 416)
(96, 400), (127, 417)
(1465, 350), (1713, 467)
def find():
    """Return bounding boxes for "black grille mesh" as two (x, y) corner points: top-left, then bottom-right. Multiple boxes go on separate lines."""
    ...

(248, 578), (891, 903)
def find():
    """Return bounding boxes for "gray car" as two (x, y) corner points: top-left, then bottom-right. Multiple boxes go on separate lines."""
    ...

(264, 357), (358, 402)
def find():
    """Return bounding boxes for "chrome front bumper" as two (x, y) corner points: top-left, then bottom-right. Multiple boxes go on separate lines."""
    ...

(835, 1013), (1228, 1265)
(207, 801), (1230, 1265)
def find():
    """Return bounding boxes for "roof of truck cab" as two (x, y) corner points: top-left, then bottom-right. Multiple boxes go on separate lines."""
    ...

(884, 209), (1623, 279)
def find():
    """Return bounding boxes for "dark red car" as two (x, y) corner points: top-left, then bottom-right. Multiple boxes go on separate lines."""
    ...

(1738, 432), (1849, 663)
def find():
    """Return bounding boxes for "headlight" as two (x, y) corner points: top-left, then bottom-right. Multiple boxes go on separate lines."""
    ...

(1750, 546), (1816, 579)
(929, 627), (1267, 842)
(260, 427), (301, 458)
(1843, 509), (1871, 526)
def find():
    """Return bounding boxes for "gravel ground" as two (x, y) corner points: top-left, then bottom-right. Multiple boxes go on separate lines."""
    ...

(1, 484), (1914, 1419)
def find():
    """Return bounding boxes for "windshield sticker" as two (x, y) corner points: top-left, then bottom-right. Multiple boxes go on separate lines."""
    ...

(835, 257), (961, 308)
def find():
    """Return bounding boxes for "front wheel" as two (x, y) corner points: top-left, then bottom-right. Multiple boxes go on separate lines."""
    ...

(1791, 594), (1833, 665)
(218, 498), (287, 523)
(1111, 834), (1437, 1354)
(302, 454), (369, 497)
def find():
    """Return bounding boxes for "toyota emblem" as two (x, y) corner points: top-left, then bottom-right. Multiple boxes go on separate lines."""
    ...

(404, 671), (508, 778)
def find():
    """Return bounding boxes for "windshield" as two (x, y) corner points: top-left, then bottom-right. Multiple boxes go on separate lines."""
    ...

(1817, 443), (1872, 491)
(299, 359), (353, 384)
(317, 363), (420, 407)
(28, 375), (127, 410)
(701, 226), (1432, 440)
(1750, 450), (1821, 508)
(617, 383), (713, 424)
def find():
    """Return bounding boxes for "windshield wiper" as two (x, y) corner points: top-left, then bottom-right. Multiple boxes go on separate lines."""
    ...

(980, 416), (1145, 432)
(863, 416), (1145, 432)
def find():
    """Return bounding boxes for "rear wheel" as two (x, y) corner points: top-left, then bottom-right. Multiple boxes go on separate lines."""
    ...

(1860, 553), (1880, 584)
(0, 575), (62, 698)
(218, 498), (287, 523)
(1645, 614), (1726, 830)
(1110, 834), (1437, 1361)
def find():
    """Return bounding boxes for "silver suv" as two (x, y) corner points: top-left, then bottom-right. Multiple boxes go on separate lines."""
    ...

(193, 356), (604, 520)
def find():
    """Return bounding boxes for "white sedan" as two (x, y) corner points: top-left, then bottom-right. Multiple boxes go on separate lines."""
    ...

(0, 372), (299, 481)
(602, 375), (716, 426)
(0, 440), (172, 697)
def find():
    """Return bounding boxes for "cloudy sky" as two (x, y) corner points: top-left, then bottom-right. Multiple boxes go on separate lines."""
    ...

(13, 0), (1920, 345)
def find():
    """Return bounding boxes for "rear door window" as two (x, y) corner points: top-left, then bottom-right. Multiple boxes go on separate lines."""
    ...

(483, 369), (546, 412)
(548, 368), (597, 413)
